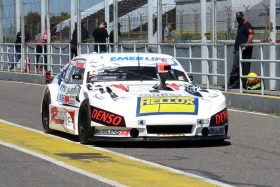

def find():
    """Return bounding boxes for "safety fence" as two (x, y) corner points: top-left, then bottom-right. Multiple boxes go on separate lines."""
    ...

(0, 42), (279, 95)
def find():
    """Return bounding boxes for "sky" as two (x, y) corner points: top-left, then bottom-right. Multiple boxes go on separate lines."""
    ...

(2, 0), (102, 27)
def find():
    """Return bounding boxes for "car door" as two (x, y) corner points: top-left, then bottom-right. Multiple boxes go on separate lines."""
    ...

(57, 59), (85, 107)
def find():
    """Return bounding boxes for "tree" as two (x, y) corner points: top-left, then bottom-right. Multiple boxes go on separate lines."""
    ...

(25, 11), (41, 40)
(50, 12), (70, 24)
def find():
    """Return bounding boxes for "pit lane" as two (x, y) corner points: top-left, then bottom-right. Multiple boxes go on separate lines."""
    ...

(0, 80), (279, 187)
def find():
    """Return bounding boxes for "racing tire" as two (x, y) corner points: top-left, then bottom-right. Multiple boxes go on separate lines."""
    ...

(41, 92), (53, 133)
(78, 98), (93, 144)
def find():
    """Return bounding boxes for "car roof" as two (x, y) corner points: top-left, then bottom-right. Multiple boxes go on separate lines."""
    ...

(73, 52), (185, 71)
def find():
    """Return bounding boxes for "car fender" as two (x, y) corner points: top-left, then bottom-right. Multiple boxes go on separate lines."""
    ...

(41, 84), (59, 113)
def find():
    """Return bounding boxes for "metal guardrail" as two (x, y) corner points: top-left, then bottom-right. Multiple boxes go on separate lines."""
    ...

(239, 43), (280, 95)
(0, 41), (279, 95)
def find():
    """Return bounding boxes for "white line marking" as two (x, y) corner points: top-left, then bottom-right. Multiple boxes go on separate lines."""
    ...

(228, 108), (280, 118)
(0, 80), (45, 86)
(0, 141), (128, 187)
(0, 119), (234, 187)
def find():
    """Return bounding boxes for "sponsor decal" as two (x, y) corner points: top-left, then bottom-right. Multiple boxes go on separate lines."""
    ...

(157, 134), (185, 136)
(50, 107), (75, 129)
(168, 83), (180, 91)
(136, 96), (198, 116)
(112, 84), (128, 92)
(209, 93), (219, 98)
(94, 129), (130, 136)
(91, 106), (126, 127)
(209, 127), (225, 134)
(210, 108), (228, 126)
(75, 61), (85, 68)
(109, 56), (178, 66)
(139, 93), (181, 97)
(94, 94), (105, 100)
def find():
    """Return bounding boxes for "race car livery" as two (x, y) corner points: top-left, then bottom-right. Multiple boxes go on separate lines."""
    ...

(41, 52), (230, 143)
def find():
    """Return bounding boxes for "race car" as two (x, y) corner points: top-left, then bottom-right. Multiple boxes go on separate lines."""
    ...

(41, 52), (230, 144)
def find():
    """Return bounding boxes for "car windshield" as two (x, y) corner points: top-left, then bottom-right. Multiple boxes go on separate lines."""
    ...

(86, 66), (188, 83)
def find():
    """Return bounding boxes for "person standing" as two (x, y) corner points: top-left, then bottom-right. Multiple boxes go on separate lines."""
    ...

(222, 12), (254, 89)
(35, 24), (57, 72)
(92, 21), (109, 53)
(162, 23), (175, 43)
(70, 21), (89, 59)
(50, 23), (57, 43)
(10, 26), (31, 70)
(109, 23), (121, 52)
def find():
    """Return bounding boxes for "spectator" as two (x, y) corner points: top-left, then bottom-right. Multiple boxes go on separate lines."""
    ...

(70, 21), (89, 59)
(162, 23), (175, 43)
(109, 23), (122, 52)
(92, 21), (109, 53)
(50, 23), (57, 43)
(10, 26), (31, 70)
(222, 12), (254, 89)
(35, 24), (57, 72)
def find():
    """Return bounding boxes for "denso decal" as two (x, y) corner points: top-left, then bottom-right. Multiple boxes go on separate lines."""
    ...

(210, 108), (228, 126)
(90, 106), (126, 127)
(136, 96), (198, 116)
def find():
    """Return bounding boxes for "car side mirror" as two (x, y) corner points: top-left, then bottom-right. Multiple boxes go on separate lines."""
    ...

(188, 75), (193, 81)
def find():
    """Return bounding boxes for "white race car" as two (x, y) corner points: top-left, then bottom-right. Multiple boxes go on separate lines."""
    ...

(41, 52), (230, 144)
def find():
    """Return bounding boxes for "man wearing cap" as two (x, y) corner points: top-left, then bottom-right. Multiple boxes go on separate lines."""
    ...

(109, 23), (122, 52)
(92, 21), (109, 53)
(222, 11), (254, 89)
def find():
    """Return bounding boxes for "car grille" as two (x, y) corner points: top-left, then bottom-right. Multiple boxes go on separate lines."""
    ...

(146, 125), (193, 134)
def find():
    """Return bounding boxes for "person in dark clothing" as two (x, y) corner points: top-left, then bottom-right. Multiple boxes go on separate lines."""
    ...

(70, 21), (89, 59)
(109, 23), (121, 52)
(50, 23), (57, 43)
(10, 26), (31, 70)
(92, 21), (109, 53)
(222, 11), (254, 89)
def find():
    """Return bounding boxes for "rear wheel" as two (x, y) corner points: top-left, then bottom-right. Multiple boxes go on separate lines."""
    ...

(41, 92), (53, 133)
(78, 99), (93, 144)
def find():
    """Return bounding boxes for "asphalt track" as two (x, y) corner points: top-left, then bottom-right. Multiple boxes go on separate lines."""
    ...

(0, 81), (279, 187)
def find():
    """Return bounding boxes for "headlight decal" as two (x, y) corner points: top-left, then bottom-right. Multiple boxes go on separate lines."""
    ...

(136, 96), (198, 116)
(90, 106), (126, 127)
(209, 108), (228, 126)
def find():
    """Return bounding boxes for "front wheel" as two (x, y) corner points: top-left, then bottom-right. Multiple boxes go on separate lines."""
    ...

(78, 99), (93, 144)
(41, 92), (53, 133)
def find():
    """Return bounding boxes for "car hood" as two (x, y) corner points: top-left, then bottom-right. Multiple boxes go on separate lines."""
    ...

(86, 82), (226, 121)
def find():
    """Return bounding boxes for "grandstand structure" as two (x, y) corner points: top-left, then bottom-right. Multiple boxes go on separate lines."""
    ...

(57, 0), (175, 41)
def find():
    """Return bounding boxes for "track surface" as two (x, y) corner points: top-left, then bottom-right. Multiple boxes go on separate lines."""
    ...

(0, 81), (279, 187)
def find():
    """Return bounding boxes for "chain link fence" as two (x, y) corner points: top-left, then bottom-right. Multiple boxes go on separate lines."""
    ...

(176, 0), (279, 41)
(1, 0), (279, 43)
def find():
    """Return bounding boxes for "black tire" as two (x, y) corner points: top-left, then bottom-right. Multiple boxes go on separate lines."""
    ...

(78, 98), (93, 144)
(41, 92), (53, 133)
